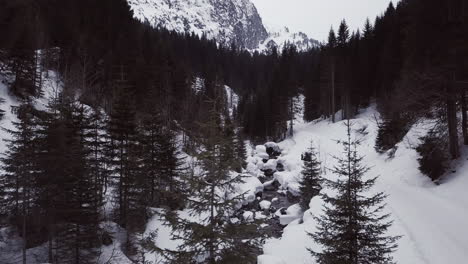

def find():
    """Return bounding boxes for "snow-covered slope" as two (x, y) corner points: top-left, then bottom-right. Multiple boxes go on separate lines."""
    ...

(257, 106), (468, 264)
(127, 0), (318, 51)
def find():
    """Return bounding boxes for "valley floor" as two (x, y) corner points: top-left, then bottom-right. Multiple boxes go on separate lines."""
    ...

(258, 106), (468, 264)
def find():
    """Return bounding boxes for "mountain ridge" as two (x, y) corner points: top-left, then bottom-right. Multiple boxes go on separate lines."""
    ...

(127, 0), (319, 51)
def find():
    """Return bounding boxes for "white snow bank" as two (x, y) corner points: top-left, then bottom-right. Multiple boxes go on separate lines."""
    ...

(259, 105), (468, 264)
(258, 255), (286, 264)
(238, 174), (264, 205)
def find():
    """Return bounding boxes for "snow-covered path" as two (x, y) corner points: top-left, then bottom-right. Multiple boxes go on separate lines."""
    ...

(259, 106), (468, 264)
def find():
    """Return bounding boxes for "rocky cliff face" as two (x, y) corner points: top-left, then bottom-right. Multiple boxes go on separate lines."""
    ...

(128, 0), (268, 50)
(127, 0), (318, 51)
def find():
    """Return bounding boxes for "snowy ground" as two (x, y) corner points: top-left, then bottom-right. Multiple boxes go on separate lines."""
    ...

(3, 70), (468, 264)
(258, 105), (468, 264)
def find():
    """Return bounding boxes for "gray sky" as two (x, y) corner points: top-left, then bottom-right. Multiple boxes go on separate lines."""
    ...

(251, 0), (398, 42)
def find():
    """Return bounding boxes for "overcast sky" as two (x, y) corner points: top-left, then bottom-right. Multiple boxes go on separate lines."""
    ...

(251, 0), (398, 42)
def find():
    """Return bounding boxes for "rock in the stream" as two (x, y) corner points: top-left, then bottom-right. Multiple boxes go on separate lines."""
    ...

(276, 161), (285, 172)
(101, 231), (113, 246)
(277, 204), (303, 226)
(265, 142), (282, 159)
(263, 159), (278, 171)
(263, 179), (281, 191)
(255, 145), (270, 160)
(243, 211), (254, 222)
(260, 200), (272, 210)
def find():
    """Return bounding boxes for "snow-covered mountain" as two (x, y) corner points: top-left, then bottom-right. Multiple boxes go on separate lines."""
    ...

(127, 0), (318, 51)
(128, 0), (268, 50)
(257, 25), (320, 53)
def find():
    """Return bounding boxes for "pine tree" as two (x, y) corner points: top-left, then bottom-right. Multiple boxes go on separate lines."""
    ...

(311, 120), (399, 264)
(84, 107), (109, 206)
(157, 127), (187, 210)
(106, 83), (146, 247)
(234, 129), (247, 172)
(299, 141), (322, 211)
(37, 96), (101, 263)
(337, 20), (350, 48)
(139, 108), (187, 210)
(0, 97), (5, 120)
(162, 99), (261, 264)
(0, 101), (42, 264)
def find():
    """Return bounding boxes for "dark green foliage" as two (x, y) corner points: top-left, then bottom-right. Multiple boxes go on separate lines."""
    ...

(235, 130), (248, 172)
(416, 129), (449, 182)
(37, 96), (102, 263)
(299, 141), (322, 211)
(106, 83), (146, 235)
(0, 96), (103, 263)
(0, 101), (42, 255)
(162, 101), (262, 264)
(139, 109), (187, 210)
(0, 97), (5, 120)
(311, 121), (399, 264)
(375, 116), (412, 154)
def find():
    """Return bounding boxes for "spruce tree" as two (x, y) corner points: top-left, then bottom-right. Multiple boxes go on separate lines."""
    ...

(337, 20), (350, 48)
(0, 97), (5, 120)
(311, 120), (399, 264)
(106, 81), (147, 255)
(37, 96), (101, 264)
(299, 141), (322, 211)
(234, 129), (247, 172)
(0, 101), (42, 264)
(162, 100), (261, 264)
(139, 108), (186, 210)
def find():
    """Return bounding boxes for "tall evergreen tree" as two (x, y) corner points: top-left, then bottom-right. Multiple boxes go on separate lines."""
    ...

(47, 98), (101, 264)
(299, 141), (322, 211)
(0, 97), (5, 120)
(311, 120), (399, 264)
(106, 77), (147, 255)
(162, 100), (261, 264)
(0, 101), (42, 264)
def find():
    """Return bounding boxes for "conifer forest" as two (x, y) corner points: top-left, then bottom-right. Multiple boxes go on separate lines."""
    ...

(0, 0), (467, 263)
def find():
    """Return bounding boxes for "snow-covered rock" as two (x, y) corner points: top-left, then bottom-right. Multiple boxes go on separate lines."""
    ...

(243, 211), (254, 222)
(263, 159), (278, 171)
(237, 174), (263, 205)
(277, 204), (302, 226)
(259, 200), (271, 210)
(255, 145), (270, 160)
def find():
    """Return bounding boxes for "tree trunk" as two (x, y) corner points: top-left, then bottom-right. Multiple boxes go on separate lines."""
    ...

(22, 195), (27, 264)
(289, 97), (294, 137)
(447, 78), (460, 159)
(461, 88), (468, 145)
(331, 58), (336, 123)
